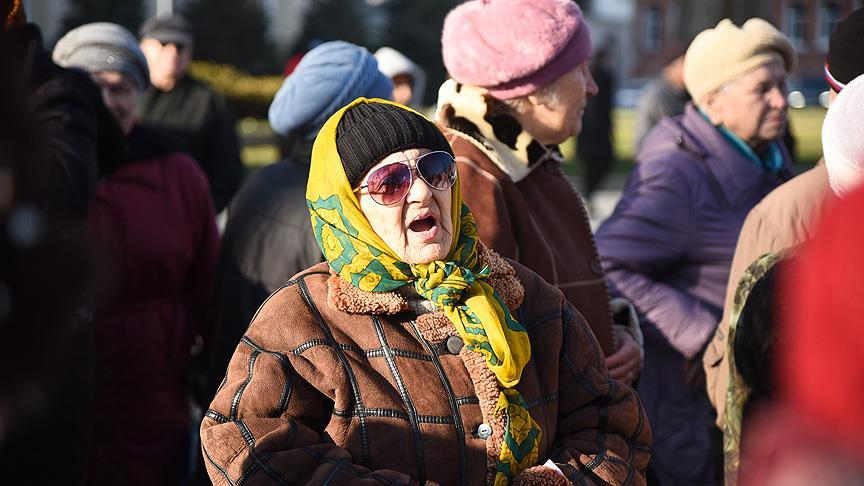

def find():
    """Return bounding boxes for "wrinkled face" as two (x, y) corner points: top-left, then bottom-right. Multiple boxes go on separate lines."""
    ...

(519, 61), (599, 145)
(139, 37), (193, 89)
(357, 148), (454, 264)
(90, 71), (140, 136)
(704, 62), (789, 147)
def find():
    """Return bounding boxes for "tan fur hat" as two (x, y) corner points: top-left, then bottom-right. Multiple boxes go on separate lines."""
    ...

(684, 18), (797, 104)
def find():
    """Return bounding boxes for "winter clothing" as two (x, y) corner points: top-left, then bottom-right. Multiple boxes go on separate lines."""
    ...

(436, 79), (616, 355)
(336, 101), (453, 187)
(311, 100), (539, 481)
(704, 163), (831, 428)
(201, 253), (650, 485)
(738, 185), (864, 485)
(634, 74), (691, 150)
(823, 74), (864, 197)
(684, 19), (796, 104)
(577, 57), (615, 199)
(595, 102), (793, 485)
(139, 13), (193, 47)
(374, 46), (427, 108)
(825, 7), (864, 91)
(268, 41), (394, 139)
(137, 75), (243, 212)
(206, 139), (321, 396)
(88, 125), (219, 485)
(52, 22), (150, 91)
(201, 99), (650, 485)
(723, 253), (784, 486)
(441, 0), (591, 100)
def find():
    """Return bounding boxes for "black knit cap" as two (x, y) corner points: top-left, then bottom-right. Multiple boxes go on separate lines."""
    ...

(336, 102), (453, 188)
(827, 8), (864, 86)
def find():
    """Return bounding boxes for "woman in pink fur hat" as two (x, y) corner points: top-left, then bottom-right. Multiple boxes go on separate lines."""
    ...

(436, 0), (645, 396)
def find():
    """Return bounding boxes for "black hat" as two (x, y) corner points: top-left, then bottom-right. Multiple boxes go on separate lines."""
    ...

(336, 103), (453, 188)
(139, 14), (193, 47)
(826, 8), (864, 90)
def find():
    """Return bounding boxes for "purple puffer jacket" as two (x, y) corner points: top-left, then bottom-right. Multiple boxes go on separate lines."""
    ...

(595, 103), (793, 485)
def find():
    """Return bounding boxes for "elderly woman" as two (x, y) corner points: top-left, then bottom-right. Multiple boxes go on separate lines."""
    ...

(200, 99), (650, 485)
(594, 19), (796, 485)
(435, 0), (643, 387)
(53, 23), (219, 484)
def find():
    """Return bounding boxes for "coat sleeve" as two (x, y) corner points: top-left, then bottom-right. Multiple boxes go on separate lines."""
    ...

(200, 287), (426, 486)
(595, 161), (717, 359)
(549, 304), (651, 485)
(456, 155), (520, 259)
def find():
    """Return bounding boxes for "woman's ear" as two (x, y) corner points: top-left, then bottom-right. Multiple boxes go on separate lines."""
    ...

(700, 91), (724, 126)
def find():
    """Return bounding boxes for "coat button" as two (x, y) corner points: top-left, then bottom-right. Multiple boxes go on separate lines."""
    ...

(446, 335), (464, 355)
(477, 423), (493, 439)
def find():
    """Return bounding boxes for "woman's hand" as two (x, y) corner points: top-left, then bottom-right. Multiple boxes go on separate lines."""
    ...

(606, 325), (643, 385)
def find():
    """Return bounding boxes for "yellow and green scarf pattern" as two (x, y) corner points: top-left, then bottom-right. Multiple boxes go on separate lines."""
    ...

(307, 98), (541, 484)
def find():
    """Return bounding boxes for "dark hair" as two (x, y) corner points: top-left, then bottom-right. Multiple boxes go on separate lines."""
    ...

(734, 260), (788, 422)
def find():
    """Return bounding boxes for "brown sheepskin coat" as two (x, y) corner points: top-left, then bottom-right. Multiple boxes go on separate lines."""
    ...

(200, 247), (650, 485)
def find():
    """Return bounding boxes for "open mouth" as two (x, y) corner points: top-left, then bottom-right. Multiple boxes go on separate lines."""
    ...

(409, 215), (436, 233)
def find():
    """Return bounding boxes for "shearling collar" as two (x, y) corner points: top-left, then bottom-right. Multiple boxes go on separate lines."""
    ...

(434, 79), (564, 182)
(326, 243), (525, 315)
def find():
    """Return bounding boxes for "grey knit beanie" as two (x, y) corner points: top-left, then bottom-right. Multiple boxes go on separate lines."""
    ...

(53, 22), (150, 91)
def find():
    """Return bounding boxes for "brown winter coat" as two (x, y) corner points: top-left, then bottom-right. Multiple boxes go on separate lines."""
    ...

(440, 127), (615, 355)
(703, 162), (832, 427)
(200, 247), (650, 485)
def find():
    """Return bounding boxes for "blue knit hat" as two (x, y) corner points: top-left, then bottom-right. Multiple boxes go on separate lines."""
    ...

(268, 41), (394, 139)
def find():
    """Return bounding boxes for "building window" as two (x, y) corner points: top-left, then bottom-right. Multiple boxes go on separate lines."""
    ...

(817, 2), (841, 50)
(784, 3), (808, 51)
(643, 6), (663, 52)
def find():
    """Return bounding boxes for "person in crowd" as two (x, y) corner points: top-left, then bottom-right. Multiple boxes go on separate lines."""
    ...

(738, 185), (864, 486)
(577, 45), (616, 202)
(722, 253), (788, 485)
(634, 52), (690, 150)
(435, 0), (643, 387)
(595, 18), (796, 485)
(200, 99), (650, 485)
(206, 41), (393, 397)
(53, 22), (220, 485)
(0, 2), (126, 482)
(704, 7), (864, 428)
(137, 13), (243, 213)
(375, 46), (426, 109)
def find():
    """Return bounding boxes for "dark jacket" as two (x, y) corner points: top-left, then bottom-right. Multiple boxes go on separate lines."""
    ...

(88, 126), (220, 485)
(137, 75), (244, 211)
(201, 247), (650, 485)
(436, 83), (615, 355)
(206, 139), (322, 396)
(595, 103), (793, 485)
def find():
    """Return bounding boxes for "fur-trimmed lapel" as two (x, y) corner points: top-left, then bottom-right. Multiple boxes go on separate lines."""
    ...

(434, 79), (563, 183)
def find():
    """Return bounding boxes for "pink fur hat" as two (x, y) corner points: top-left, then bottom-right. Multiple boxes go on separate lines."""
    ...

(441, 0), (592, 100)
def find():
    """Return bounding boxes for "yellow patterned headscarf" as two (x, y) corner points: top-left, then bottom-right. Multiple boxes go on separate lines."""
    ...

(307, 97), (541, 484)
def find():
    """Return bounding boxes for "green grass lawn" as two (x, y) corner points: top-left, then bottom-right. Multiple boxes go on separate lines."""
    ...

(240, 107), (828, 171)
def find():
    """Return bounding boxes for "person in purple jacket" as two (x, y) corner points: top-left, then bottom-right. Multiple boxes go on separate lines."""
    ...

(595, 19), (797, 486)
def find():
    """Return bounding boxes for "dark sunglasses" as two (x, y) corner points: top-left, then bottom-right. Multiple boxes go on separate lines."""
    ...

(356, 151), (457, 206)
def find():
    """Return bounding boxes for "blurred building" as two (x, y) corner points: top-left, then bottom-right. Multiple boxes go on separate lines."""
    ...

(633, 0), (864, 81)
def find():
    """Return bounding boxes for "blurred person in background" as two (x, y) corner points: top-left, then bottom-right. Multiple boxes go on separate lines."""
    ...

(137, 13), (243, 213)
(206, 40), (393, 398)
(53, 22), (219, 485)
(704, 7), (864, 430)
(634, 52), (690, 150)
(738, 183), (864, 486)
(577, 44), (615, 203)
(375, 46), (426, 109)
(595, 18), (796, 485)
(436, 0), (644, 388)
(0, 1), (126, 482)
